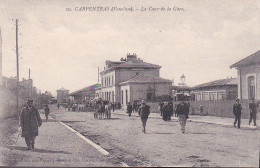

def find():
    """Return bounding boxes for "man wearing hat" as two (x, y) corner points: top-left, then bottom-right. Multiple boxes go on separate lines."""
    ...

(249, 98), (257, 126)
(19, 99), (42, 150)
(44, 104), (50, 120)
(176, 99), (189, 133)
(138, 100), (150, 133)
(233, 98), (242, 128)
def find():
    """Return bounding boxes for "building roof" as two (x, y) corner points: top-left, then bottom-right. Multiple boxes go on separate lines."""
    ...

(172, 85), (192, 91)
(70, 83), (101, 96)
(230, 50), (260, 68)
(119, 74), (172, 85)
(193, 78), (238, 90)
(57, 87), (69, 92)
(100, 54), (161, 75)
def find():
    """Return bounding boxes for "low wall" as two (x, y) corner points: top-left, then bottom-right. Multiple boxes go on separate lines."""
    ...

(147, 100), (259, 119)
(0, 86), (25, 120)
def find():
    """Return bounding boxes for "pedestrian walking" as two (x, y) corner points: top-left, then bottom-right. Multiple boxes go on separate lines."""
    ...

(233, 98), (242, 129)
(249, 98), (257, 126)
(19, 99), (42, 150)
(57, 104), (60, 109)
(168, 101), (173, 120)
(176, 99), (189, 133)
(44, 105), (50, 120)
(162, 102), (171, 121)
(126, 102), (133, 117)
(133, 101), (137, 113)
(199, 105), (203, 116)
(138, 100), (150, 133)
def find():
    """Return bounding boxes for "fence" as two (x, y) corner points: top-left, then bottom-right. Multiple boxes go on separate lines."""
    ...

(147, 100), (259, 119)
(0, 86), (25, 120)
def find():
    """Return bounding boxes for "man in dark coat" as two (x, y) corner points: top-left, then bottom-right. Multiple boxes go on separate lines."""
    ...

(162, 102), (171, 121)
(126, 102), (133, 117)
(249, 98), (257, 126)
(44, 105), (50, 120)
(176, 100), (189, 133)
(233, 98), (242, 128)
(168, 101), (174, 120)
(19, 100), (42, 150)
(138, 100), (150, 133)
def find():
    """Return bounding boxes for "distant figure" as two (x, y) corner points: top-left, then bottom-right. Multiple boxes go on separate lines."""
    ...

(68, 104), (71, 111)
(159, 102), (164, 116)
(233, 98), (242, 129)
(249, 98), (257, 126)
(118, 102), (121, 109)
(57, 104), (60, 109)
(174, 104), (178, 117)
(105, 102), (112, 119)
(19, 99), (42, 150)
(185, 100), (190, 119)
(126, 102), (133, 117)
(133, 101), (137, 113)
(168, 101), (173, 120)
(199, 105), (203, 116)
(112, 103), (115, 112)
(99, 101), (106, 119)
(44, 105), (50, 120)
(138, 100), (150, 133)
(176, 99), (189, 133)
(162, 102), (171, 121)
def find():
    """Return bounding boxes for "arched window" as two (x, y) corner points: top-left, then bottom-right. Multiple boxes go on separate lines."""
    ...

(248, 76), (255, 99)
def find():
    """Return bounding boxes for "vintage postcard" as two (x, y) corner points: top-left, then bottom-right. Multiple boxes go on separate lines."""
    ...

(0, 0), (259, 167)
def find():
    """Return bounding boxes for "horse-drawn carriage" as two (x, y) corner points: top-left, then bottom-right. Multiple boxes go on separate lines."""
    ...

(93, 99), (112, 119)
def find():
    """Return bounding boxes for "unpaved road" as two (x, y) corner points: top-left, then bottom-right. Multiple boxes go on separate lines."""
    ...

(0, 106), (259, 167)
(50, 107), (259, 167)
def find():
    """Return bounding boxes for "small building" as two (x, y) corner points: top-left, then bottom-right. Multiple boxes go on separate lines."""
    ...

(56, 87), (69, 105)
(193, 78), (238, 101)
(230, 50), (260, 100)
(70, 84), (101, 103)
(119, 74), (172, 105)
(2, 76), (35, 100)
(97, 53), (172, 108)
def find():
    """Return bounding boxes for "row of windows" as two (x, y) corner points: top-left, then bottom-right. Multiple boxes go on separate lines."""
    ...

(96, 91), (114, 102)
(195, 92), (226, 101)
(101, 75), (114, 87)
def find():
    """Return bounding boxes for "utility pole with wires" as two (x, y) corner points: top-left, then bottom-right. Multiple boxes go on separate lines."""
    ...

(15, 19), (20, 113)
(98, 66), (99, 83)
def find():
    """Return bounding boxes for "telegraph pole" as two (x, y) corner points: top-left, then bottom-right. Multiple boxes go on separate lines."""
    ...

(16, 19), (20, 113)
(98, 66), (99, 83)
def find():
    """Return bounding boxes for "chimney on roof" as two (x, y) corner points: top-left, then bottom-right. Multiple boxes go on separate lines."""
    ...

(126, 53), (137, 61)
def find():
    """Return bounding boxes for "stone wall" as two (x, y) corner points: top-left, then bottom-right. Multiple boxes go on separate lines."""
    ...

(0, 86), (25, 120)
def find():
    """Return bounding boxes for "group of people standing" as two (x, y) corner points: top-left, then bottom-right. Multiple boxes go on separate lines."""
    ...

(126, 99), (190, 133)
(233, 98), (258, 128)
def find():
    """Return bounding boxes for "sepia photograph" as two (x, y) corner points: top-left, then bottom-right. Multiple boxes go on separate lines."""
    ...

(0, 0), (259, 167)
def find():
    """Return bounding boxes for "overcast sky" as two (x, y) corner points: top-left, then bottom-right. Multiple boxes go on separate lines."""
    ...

(1, 0), (259, 95)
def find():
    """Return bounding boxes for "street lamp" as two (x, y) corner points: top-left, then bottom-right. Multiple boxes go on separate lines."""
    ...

(180, 74), (186, 100)
(180, 74), (186, 84)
